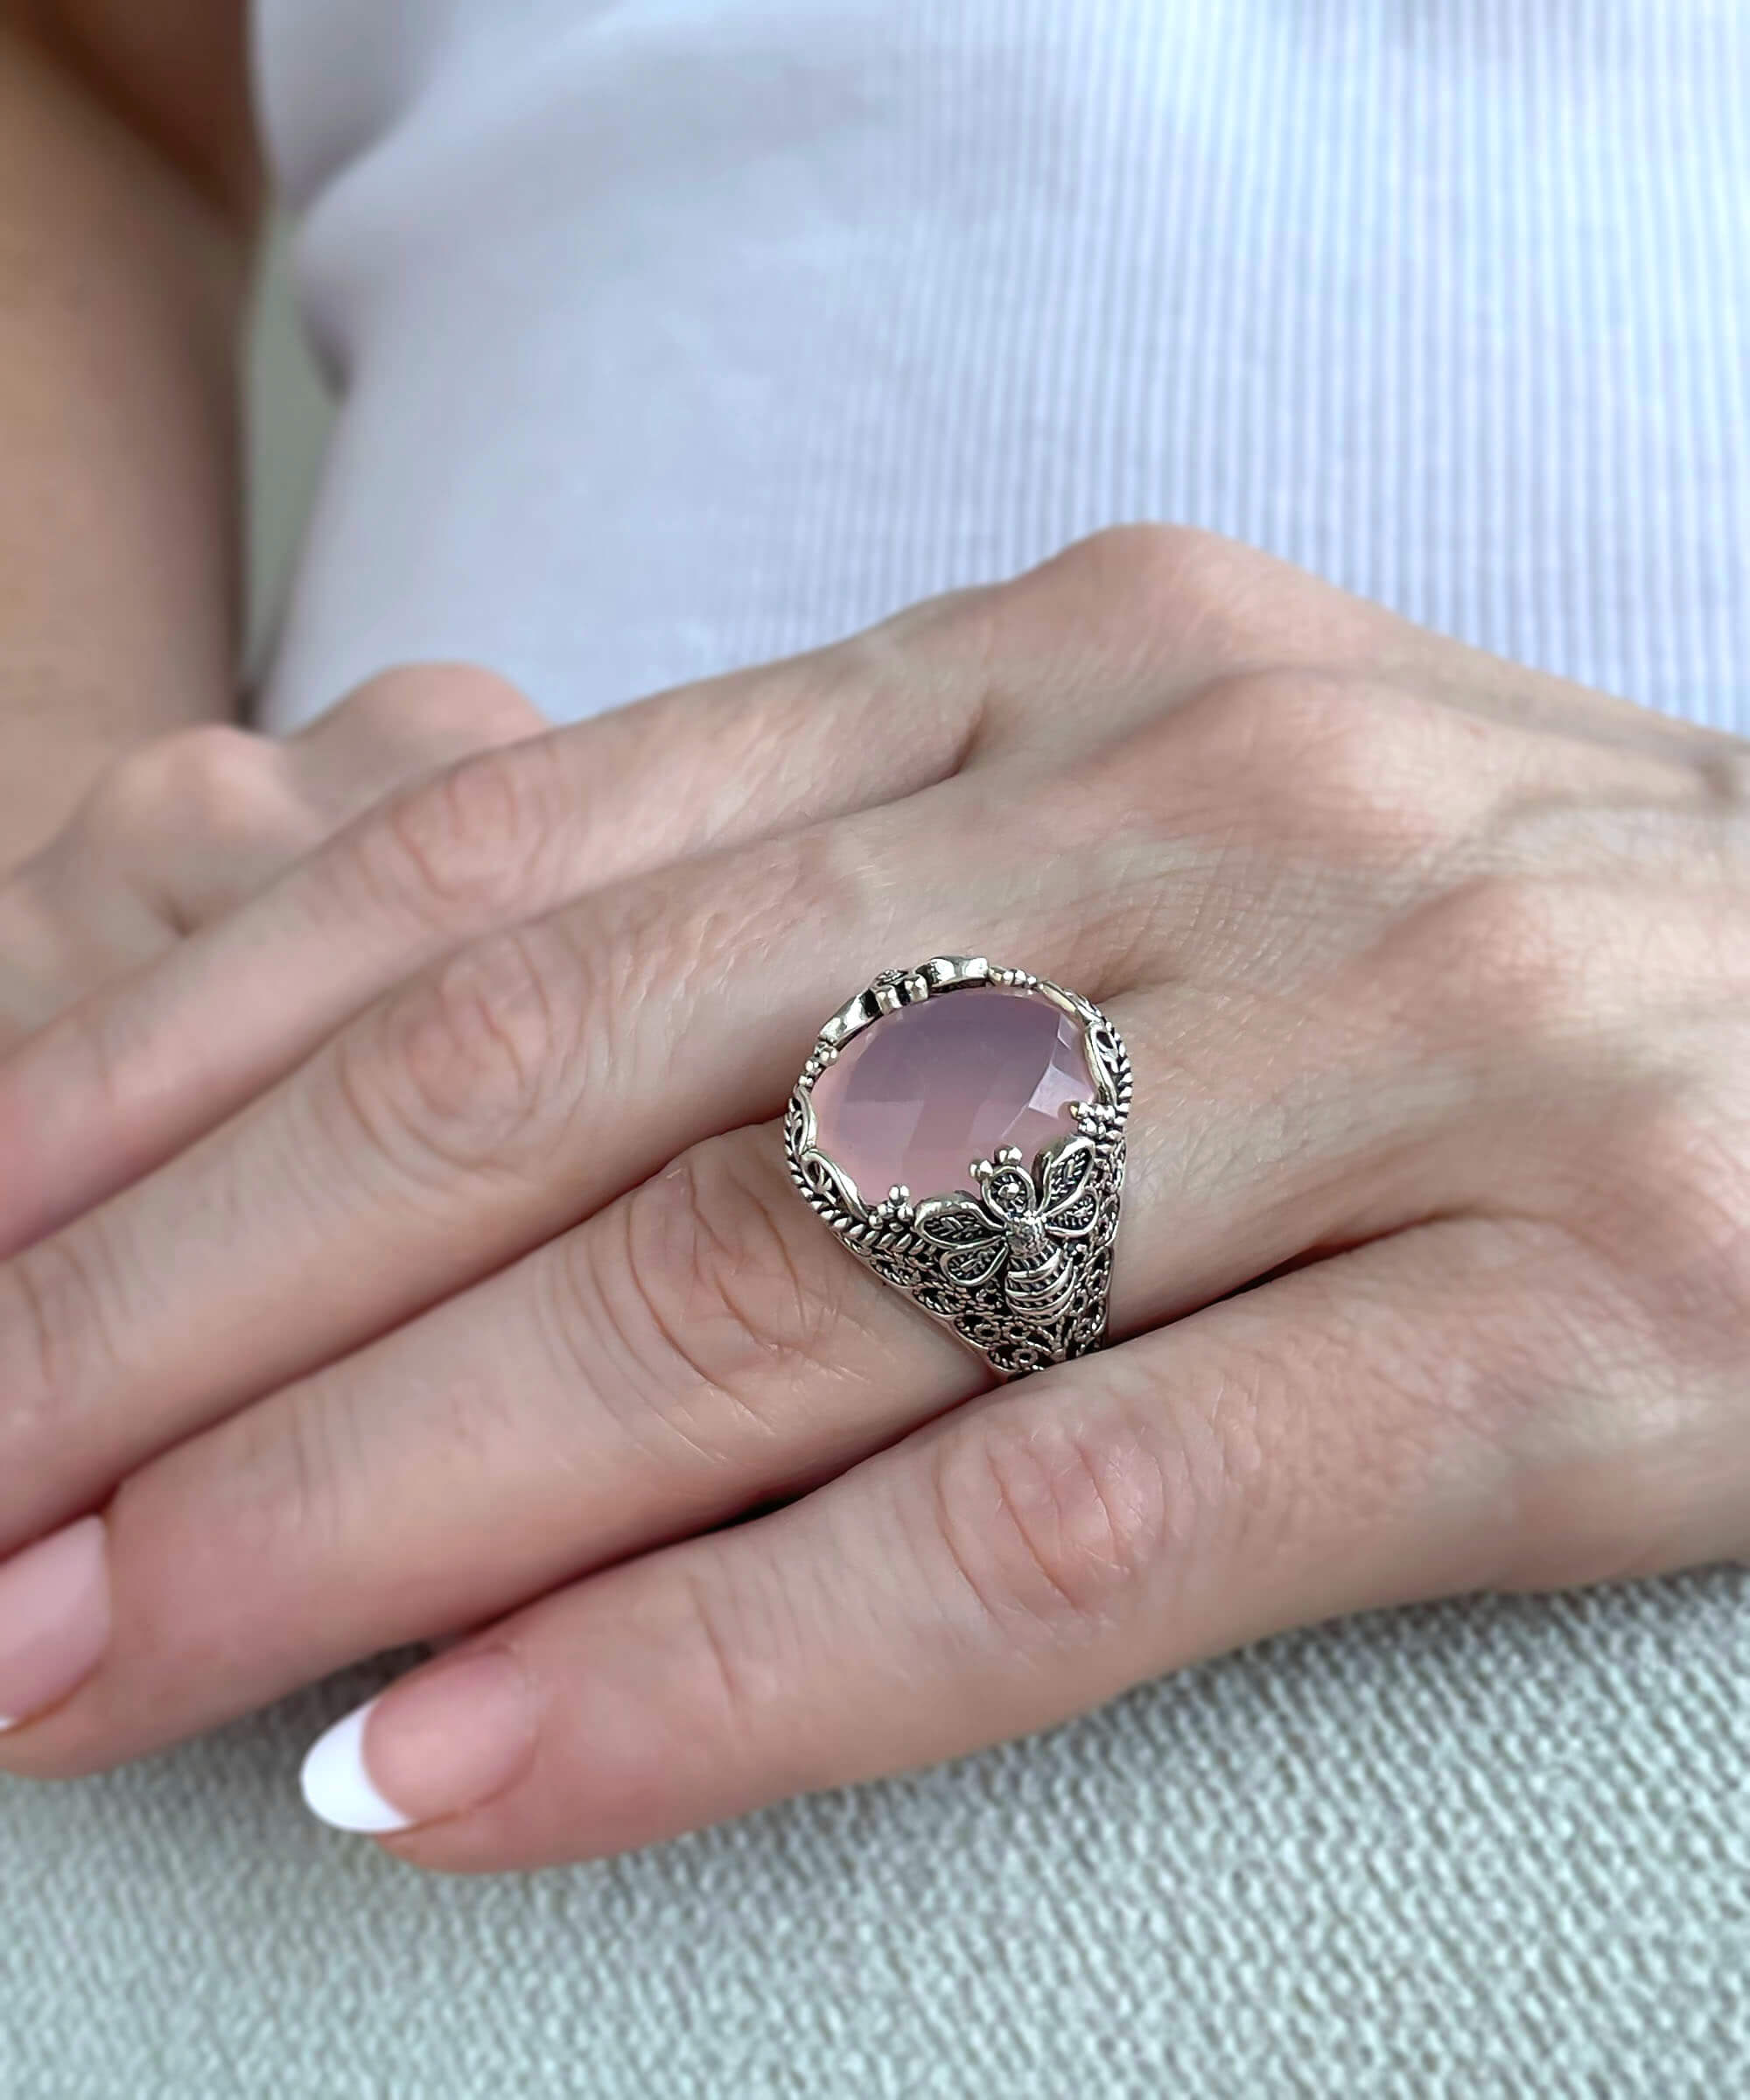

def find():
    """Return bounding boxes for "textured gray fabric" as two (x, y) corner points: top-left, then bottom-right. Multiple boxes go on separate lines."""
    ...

(4, 1577), (1746, 2096)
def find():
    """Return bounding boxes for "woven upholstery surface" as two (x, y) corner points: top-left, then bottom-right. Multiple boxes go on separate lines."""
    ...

(4, 1576), (1744, 2096)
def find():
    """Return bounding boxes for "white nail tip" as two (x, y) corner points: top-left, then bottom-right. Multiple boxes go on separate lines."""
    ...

(0, 1717), (16, 1734)
(299, 1699), (414, 1835)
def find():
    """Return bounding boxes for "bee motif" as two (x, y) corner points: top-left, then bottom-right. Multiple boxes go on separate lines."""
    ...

(914, 1137), (1102, 1325)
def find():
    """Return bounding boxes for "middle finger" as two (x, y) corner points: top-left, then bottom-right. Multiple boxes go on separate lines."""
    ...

(0, 768), (1149, 1549)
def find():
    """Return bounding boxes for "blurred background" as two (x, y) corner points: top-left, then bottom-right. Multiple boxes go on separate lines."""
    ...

(246, 221), (330, 685)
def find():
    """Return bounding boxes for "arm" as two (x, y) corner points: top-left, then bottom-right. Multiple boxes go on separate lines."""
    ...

(0, 0), (257, 868)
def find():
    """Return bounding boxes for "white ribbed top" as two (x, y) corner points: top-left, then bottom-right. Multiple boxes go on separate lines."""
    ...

(256, 0), (1747, 737)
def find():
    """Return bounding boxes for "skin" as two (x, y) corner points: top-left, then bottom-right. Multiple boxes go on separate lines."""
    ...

(0, 666), (548, 1040)
(0, 525), (1745, 1872)
(0, 1), (256, 861)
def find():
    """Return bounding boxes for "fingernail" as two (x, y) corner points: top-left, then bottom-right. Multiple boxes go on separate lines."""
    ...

(0, 1516), (111, 1731)
(299, 1649), (539, 1836)
(298, 1698), (411, 1832)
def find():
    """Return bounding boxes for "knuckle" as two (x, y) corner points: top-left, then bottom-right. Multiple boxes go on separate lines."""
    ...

(1172, 668), (1448, 860)
(137, 1387), (349, 1599)
(893, 524), (1265, 728)
(327, 664), (545, 756)
(948, 762), (1176, 986)
(1051, 522), (1250, 627)
(0, 1233), (116, 1452)
(1585, 1083), (1750, 1353)
(615, 820), (864, 1013)
(1690, 742), (1750, 817)
(567, 1133), (852, 1468)
(671, 1563), (762, 1745)
(102, 1382), (374, 1679)
(926, 1404), (1173, 1644)
(340, 925), (583, 1177)
(997, 524), (1257, 685)
(1398, 874), (1596, 1045)
(349, 740), (568, 934)
(0, 862), (68, 978)
(92, 725), (302, 854)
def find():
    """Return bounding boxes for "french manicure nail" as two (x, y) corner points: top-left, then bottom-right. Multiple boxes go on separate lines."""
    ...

(299, 1698), (412, 1833)
(300, 1649), (539, 1836)
(0, 1516), (111, 1730)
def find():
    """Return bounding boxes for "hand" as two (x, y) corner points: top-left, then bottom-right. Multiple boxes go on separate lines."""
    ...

(0, 528), (1744, 1874)
(0, 666), (546, 1046)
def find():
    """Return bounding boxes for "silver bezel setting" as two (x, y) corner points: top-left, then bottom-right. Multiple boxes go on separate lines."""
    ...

(785, 956), (1130, 1378)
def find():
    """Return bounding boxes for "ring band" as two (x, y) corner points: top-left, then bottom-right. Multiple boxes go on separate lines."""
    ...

(786, 956), (1130, 1378)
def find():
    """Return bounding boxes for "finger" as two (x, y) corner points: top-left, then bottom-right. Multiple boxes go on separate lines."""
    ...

(0, 727), (314, 1032)
(309, 1210), (1738, 1870)
(125, 670), (550, 931)
(0, 626), (986, 1257)
(0, 670), (544, 1047)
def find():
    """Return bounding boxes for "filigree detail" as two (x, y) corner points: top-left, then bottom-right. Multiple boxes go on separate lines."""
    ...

(785, 959), (1130, 1379)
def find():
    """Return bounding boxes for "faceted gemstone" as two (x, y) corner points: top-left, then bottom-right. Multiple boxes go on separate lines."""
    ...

(809, 984), (1094, 1203)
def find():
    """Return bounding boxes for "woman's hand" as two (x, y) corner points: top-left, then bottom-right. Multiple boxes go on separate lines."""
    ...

(0, 665), (547, 1045)
(0, 527), (1744, 1872)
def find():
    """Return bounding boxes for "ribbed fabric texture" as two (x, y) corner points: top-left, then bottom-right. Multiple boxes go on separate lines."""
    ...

(256, 0), (1746, 732)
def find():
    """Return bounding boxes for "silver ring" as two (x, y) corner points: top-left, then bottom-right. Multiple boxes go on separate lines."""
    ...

(786, 956), (1130, 1378)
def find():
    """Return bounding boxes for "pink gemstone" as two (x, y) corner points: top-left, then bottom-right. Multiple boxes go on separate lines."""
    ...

(809, 984), (1095, 1202)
